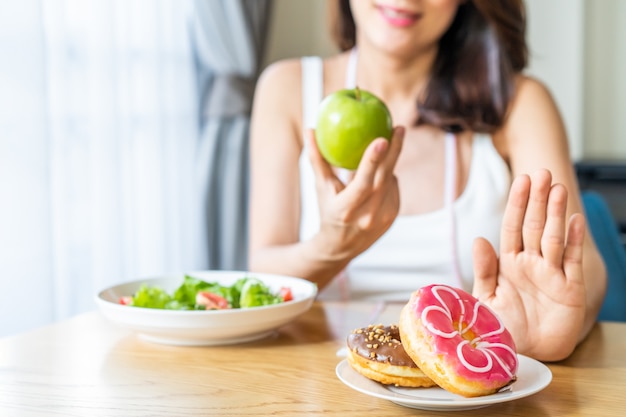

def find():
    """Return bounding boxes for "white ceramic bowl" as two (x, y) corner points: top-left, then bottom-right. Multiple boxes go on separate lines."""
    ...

(95, 270), (318, 346)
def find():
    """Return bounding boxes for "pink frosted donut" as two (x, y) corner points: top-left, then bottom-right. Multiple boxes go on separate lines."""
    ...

(399, 284), (518, 397)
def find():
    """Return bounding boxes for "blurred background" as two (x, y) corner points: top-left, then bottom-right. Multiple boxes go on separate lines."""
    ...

(1, 0), (624, 337)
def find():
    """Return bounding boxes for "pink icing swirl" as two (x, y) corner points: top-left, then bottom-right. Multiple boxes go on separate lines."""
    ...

(413, 284), (518, 382)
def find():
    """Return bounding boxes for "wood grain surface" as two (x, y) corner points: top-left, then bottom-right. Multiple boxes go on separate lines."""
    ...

(0, 301), (624, 416)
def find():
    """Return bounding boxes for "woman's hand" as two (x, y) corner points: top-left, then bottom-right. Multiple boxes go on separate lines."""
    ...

(307, 126), (405, 261)
(472, 169), (586, 362)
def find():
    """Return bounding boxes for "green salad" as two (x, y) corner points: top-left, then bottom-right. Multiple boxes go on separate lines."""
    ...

(119, 275), (293, 310)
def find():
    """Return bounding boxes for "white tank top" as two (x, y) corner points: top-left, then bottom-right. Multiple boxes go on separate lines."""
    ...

(299, 52), (511, 301)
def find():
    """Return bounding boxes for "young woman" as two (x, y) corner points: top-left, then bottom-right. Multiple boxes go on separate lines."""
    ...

(248, 0), (606, 361)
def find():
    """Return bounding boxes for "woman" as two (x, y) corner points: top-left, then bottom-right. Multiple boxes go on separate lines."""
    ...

(248, 0), (606, 361)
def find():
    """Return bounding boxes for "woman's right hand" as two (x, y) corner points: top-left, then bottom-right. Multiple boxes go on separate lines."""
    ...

(307, 126), (405, 261)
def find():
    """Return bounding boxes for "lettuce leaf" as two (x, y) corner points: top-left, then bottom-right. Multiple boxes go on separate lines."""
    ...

(127, 275), (285, 310)
(130, 284), (173, 309)
(239, 278), (283, 308)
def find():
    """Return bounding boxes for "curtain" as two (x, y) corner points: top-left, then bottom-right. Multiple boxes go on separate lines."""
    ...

(191, 0), (273, 271)
(0, 0), (203, 337)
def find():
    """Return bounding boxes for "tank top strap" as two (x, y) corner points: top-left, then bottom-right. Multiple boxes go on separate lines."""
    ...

(444, 132), (457, 207)
(444, 132), (463, 288)
(301, 56), (323, 130)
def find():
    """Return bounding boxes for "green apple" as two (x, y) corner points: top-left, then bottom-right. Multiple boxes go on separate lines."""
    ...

(315, 87), (393, 170)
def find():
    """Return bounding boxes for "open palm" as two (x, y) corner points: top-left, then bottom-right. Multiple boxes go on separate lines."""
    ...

(472, 169), (586, 362)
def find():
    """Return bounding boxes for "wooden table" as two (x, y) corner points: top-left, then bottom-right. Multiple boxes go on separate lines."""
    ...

(0, 301), (624, 416)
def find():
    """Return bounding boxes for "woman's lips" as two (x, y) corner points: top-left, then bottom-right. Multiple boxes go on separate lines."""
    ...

(377, 5), (421, 27)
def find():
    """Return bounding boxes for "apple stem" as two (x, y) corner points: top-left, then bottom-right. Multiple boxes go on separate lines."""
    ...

(355, 86), (361, 101)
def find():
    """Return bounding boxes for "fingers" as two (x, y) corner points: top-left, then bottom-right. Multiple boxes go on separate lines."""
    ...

(307, 128), (332, 177)
(521, 169), (553, 255)
(378, 126), (405, 179)
(307, 129), (344, 193)
(501, 169), (565, 257)
(502, 168), (582, 272)
(563, 213), (585, 282)
(345, 126), (405, 203)
(349, 138), (389, 189)
(541, 183), (568, 267)
(472, 237), (499, 301)
(500, 173), (530, 254)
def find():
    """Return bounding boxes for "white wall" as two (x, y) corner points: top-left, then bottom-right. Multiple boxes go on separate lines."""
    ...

(584, 0), (626, 159)
(525, 0), (585, 160)
(265, 0), (626, 161)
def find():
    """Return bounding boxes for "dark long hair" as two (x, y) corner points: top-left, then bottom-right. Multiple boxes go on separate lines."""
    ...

(328, 0), (527, 133)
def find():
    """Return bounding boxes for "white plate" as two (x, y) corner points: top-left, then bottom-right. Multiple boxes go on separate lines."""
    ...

(95, 270), (317, 346)
(336, 355), (551, 411)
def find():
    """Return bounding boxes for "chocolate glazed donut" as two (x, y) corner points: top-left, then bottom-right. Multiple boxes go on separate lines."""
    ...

(346, 324), (436, 387)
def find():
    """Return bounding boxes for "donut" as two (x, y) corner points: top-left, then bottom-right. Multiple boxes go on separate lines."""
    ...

(346, 324), (437, 387)
(399, 284), (518, 397)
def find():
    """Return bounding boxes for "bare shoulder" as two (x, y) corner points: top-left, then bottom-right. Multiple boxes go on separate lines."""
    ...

(251, 58), (305, 144)
(257, 58), (302, 92)
(506, 75), (561, 125)
(495, 74), (567, 161)
(254, 58), (303, 112)
(513, 75), (558, 109)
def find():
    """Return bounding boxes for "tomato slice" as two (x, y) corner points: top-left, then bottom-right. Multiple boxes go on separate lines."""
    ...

(119, 296), (133, 305)
(196, 291), (230, 309)
(279, 287), (293, 302)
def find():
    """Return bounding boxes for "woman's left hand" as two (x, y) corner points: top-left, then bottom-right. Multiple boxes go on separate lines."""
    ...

(472, 169), (586, 361)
